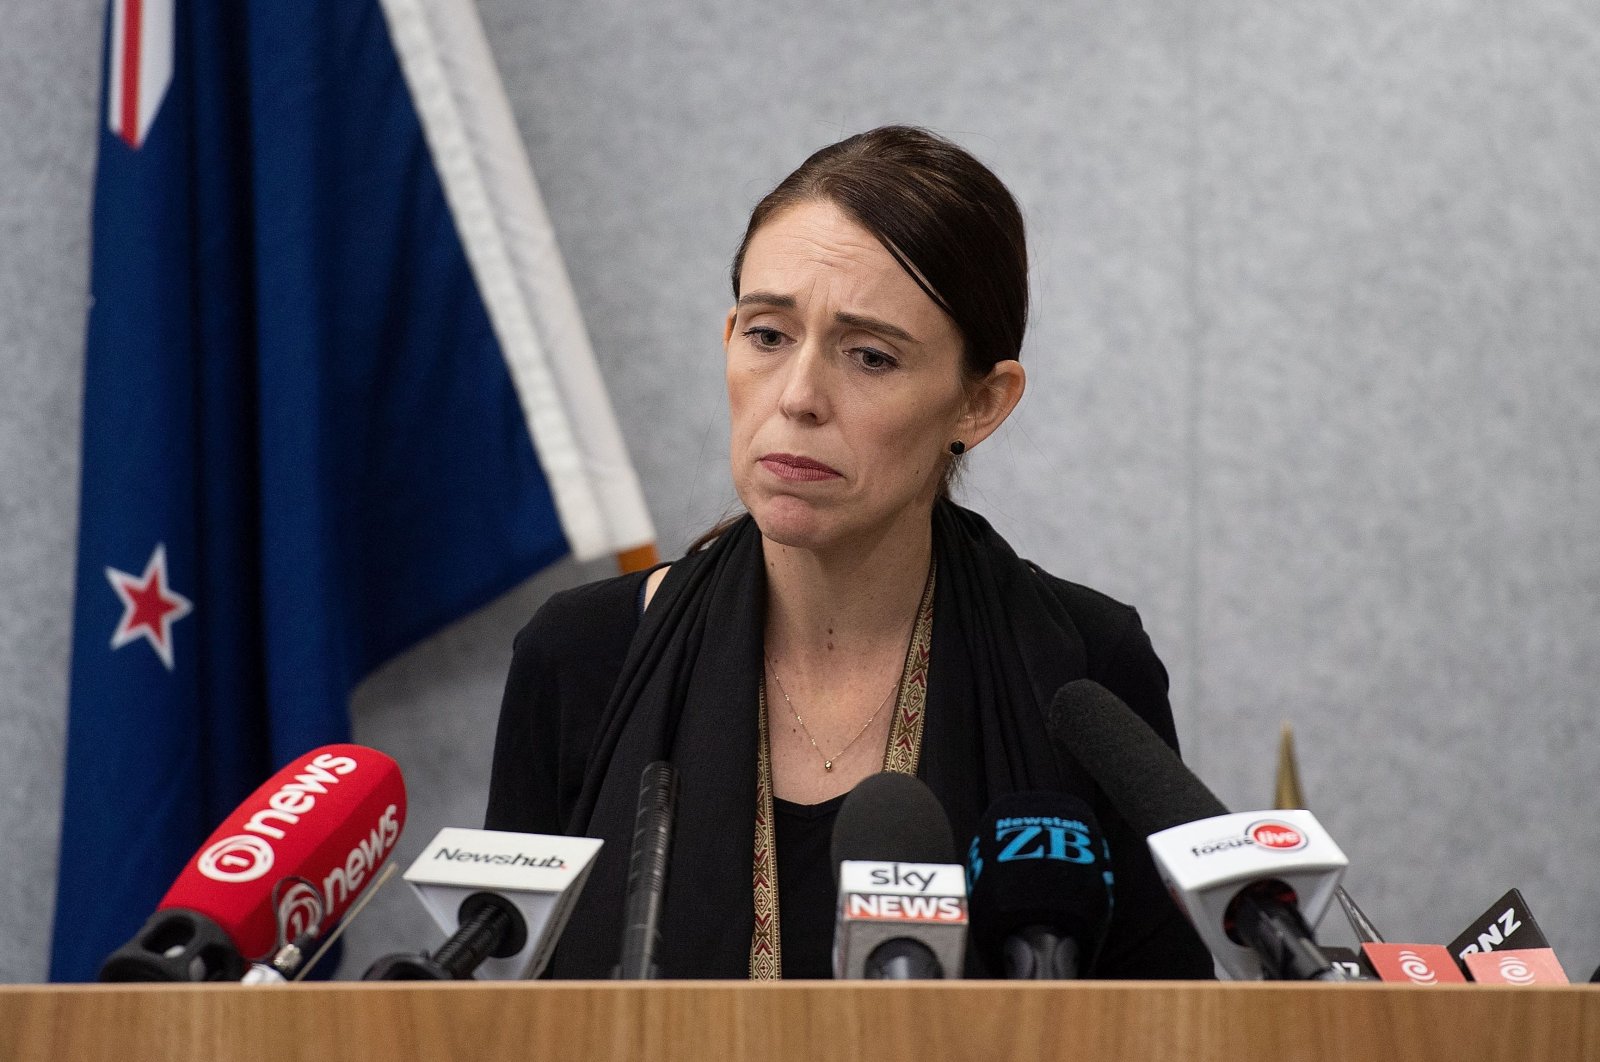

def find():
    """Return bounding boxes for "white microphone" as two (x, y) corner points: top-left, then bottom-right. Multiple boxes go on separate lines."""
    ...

(1046, 680), (1349, 981)
(834, 860), (968, 979)
(366, 827), (601, 980)
(1146, 810), (1348, 980)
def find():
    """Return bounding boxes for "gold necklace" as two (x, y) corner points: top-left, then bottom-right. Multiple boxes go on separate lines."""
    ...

(764, 657), (898, 772)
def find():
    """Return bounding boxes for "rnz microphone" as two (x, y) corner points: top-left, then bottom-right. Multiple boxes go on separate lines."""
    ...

(99, 744), (406, 982)
(1046, 680), (1348, 981)
(364, 826), (602, 980)
(831, 772), (967, 980)
(616, 761), (678, 979)
(965, 791), (1112, 979)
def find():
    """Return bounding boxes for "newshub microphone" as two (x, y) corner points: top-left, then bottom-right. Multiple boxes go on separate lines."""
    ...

(832, 772), (967, 980)
(965, 791), (1112, 979)
(1046, 680), (1348, 981)
(365, 827), (602, 980)
(99, 744), (406, 982)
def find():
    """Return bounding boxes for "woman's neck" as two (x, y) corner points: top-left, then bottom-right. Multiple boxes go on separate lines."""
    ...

(761, 511), (933, 667)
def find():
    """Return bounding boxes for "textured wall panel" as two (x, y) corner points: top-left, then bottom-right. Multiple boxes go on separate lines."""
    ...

(1190, 1), (1600, 960)
(0, 0), (101, 986)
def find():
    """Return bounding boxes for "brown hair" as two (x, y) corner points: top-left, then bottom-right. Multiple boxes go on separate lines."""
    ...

(694, 126), (1029, 552)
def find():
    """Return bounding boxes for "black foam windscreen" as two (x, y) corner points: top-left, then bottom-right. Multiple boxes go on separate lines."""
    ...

(1044, 679), (1229, 835)
(965, 791), (1113, 971)
(831, 772), (956, 886)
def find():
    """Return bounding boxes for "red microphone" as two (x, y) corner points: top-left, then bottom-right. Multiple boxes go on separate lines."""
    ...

(99, 744), (406, 981)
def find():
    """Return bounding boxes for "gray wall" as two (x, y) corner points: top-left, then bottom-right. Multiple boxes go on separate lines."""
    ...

(2, 0), (1596, 982)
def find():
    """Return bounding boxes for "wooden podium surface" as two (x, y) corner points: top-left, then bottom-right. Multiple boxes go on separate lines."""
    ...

(2, 980), (1596, 1062)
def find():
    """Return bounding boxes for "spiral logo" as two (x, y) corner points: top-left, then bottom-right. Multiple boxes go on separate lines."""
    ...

(1247, 820), (1307, 851)
(197, 834), (275, 883)
(276, 881), (324, 940)
(1398, 949), (1438, 984)
(1498, 955), (1536, 985)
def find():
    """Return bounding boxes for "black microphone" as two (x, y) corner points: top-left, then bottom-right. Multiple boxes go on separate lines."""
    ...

(1046, 680), (1348, 982)
(965, 791), (1112, 979)
(615, 761), (679, 980)
(831, 772), (966, 980)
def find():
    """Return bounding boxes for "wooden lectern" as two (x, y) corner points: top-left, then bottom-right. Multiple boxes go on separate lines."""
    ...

(2, 981), (1596, 1061)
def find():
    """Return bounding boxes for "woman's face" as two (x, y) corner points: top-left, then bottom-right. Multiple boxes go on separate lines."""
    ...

(725, 199), (981, 554)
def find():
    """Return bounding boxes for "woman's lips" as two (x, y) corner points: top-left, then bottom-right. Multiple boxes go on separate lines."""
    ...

(759, 453), (842, 482)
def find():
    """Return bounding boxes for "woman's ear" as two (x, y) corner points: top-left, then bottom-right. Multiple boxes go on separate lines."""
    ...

(723, 307), (738, 348)
(960, 360), (1026, 449)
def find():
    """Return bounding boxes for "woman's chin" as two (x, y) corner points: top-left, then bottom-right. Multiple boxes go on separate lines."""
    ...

(748, 497), (841, 552)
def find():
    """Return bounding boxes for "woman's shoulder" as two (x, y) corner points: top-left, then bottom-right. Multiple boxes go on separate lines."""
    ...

(1022, 561), (1178, 747)
(1025, 564), (1145, 655)
(514, 563), (663, 661)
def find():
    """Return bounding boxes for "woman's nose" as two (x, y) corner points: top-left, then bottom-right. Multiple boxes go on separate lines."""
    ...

(776, 341), (832, 423)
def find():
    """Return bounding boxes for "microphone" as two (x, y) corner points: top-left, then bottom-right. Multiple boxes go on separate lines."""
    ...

(616, 761), (679, 980)
(1361, 943), (1467, 984)
(1447, 888), (1569, 983)
(363, 827), (602, 980)
(964, 791), (1112, 979)
(99, 744), (406, 982)
(831, 772), (967, 980)
(1046, 680), (1348, 981)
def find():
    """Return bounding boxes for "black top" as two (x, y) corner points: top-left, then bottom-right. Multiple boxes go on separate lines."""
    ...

(773, 793), (846, 979)
(486, 556), (1213, 980)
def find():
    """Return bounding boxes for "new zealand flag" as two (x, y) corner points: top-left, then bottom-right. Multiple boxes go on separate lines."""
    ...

(52, 0), (653, 981)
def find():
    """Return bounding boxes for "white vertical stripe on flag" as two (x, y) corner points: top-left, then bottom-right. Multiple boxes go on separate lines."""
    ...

(134, 0), (175, 147)
(377, 0), (655, 561)
(106, 0), (128, 141)
(105, 0), (176, 149)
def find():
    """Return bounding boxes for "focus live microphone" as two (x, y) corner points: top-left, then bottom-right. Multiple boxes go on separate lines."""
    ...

(364, 826), (602, 980)
(1046, 680), (1348, 981)
(616, 761), (678, 979)
(99, 744), (406, 982)
(832, 772), (967, 980)
(965, 791), (1112, 979)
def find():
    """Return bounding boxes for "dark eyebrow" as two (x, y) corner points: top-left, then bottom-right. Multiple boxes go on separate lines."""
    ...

(737, 292), (918, 345)
(834, 311), (917, 345)
(737, 292), (796, 310)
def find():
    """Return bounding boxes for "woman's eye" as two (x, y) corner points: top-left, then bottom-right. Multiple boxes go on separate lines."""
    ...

(853, 347), (898, 372)
(742, 327), (785, 350)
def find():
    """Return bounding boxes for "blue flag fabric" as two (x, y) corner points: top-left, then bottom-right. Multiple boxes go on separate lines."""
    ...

(53, 0), (606, 981)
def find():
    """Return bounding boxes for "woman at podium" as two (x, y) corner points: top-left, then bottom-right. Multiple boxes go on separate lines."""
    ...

(486, 126), (1213, 981)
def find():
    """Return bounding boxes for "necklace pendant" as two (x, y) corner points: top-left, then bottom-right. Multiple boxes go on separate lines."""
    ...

(824, 760), (833, 771)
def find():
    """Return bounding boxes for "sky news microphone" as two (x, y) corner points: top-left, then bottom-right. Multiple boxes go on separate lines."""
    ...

(1046, 680), (1348, 982)
(831, 772), (967, 980)
(965, 791), (1112, 979)
(364, 827), (602, 980)
(99, 744), (406, 982)
(616, 761), (678, 979)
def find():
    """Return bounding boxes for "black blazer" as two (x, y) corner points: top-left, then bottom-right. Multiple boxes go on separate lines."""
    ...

(486, 564), (1213, 979)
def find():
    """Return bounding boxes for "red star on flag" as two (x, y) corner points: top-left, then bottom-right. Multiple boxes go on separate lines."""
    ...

(106, 543), (193, 671)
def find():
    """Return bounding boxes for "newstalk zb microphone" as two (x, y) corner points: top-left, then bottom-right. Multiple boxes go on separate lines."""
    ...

(965, 791), (1113, 979)
(99, 744), (406, 981)
(1046, 680), (1348, 981)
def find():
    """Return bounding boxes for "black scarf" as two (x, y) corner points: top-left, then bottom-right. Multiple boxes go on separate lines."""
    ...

(551, 500), (1091, 978)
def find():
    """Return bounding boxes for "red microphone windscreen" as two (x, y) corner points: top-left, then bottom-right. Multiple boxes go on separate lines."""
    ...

(157, 744), (406, 960)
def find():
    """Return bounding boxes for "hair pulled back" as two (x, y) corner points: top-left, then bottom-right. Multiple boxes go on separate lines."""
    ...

(731, 125), (1029, 382)
(692, 128), (1029, 552)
